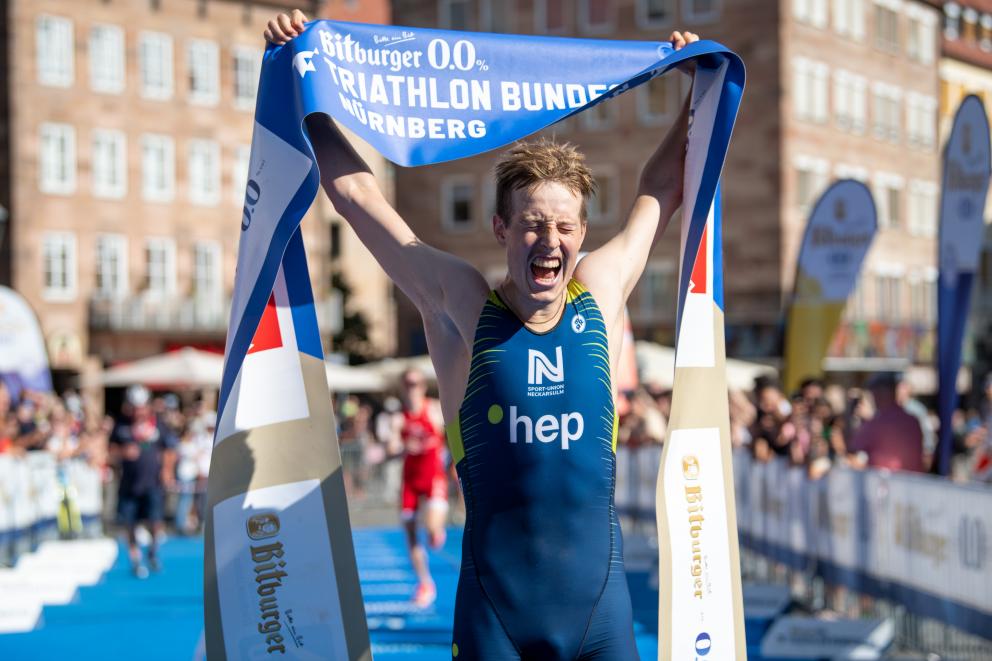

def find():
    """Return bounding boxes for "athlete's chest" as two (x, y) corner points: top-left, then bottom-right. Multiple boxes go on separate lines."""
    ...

(477, 300), (612, 428)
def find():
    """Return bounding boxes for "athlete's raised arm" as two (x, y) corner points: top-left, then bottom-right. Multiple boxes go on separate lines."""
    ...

(265, 11), (489, 346)
(575, 30), (697, 324)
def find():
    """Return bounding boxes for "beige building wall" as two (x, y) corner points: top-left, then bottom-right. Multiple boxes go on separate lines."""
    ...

(3, 0), (396, 387)
(389, 0), (943, 364)
(390, 0), (783, 356)
(784, 0), (942, 366)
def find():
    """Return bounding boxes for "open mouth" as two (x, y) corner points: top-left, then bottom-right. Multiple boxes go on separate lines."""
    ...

(529, 256), (562, 286)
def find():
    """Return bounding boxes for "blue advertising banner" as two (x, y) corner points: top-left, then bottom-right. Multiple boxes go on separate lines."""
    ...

(205, 19), (744, 660)
(937, 95), (991, 476)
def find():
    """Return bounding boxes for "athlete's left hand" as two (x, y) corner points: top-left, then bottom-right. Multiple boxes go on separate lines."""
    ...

(669, 31), (699, 50)
(265, 8), (308, 45)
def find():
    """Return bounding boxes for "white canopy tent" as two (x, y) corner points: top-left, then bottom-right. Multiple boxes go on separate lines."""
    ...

(324, 362), (388, 393)
(358, 355), (437, 388)
(635, 341), (776, 391)
(98, 347), (224, 388)
(98, 347), (388, 393)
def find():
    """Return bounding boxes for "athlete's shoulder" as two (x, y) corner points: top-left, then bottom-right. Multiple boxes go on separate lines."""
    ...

(572, 261), (623, 324)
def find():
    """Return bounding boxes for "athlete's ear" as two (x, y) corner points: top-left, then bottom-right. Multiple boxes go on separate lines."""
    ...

(492, 214), (508, 246)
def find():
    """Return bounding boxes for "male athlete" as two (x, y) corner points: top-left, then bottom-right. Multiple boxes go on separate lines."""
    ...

(395, 367), (449, 607)
(268, 10), (697, 659)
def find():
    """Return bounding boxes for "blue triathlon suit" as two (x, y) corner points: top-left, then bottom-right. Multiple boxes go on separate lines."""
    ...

(446, 280), (637, 660)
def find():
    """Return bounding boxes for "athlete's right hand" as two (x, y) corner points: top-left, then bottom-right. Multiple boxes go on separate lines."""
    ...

(264, 9), (308, 45)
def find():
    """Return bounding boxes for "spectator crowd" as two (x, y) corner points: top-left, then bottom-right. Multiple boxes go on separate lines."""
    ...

(0, 381), (215, 544)
(334, 370), (992, 503)
(2, 365), (990, 545)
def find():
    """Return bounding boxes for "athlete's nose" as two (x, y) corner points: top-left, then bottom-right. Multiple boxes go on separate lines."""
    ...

(537, 223), (560, 251)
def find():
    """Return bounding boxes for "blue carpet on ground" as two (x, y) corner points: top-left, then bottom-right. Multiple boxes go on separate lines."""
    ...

(0, 527), (670, 660)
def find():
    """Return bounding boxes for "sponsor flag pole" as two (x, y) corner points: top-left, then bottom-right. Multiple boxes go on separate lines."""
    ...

(205, 19), (744, 659)
(655, 55), (747, 660)
(936, 95), (991, 476)
(782, 181), (878, 395)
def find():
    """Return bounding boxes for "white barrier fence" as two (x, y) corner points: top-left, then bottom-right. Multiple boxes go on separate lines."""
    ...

(731, 449), (992, 641)
(0, 453), (103, 564)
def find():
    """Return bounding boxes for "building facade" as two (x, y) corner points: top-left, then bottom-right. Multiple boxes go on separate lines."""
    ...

(388, 0), (944, 373)
(0, 0), (396, 389)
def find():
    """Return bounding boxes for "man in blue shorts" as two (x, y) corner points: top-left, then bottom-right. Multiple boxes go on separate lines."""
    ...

(110, 385), (177, 578)
(268, 11), (696, 659)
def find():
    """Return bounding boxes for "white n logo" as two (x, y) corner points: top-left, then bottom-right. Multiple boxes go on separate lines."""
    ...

(528, 347), (564, 385)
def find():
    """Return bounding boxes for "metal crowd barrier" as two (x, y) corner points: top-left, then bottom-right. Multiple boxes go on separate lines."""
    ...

(0, 453), (103, 567)
(613, 444), (992, 660)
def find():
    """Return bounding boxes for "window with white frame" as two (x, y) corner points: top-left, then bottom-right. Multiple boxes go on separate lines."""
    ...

(141, 134), (175, 202)
(89, 24), (124, 93)
(833, 0), (866, 40)
(187, 39), (220, 106)
(907, 179), (937, 237)
(908, 271), (937, 322)
(875, 269), (903, 322)
(39, 123), (76, 195)
(683, 0), (721, 24)
(582, 98), (617, 130)
(482, 178), (497, 222)
(535, 0), (567, 32)
(873, 172), (904, 229)
(233, 47), (261, 109)
(793, 57), (829, 123)
(92, 129), (127, 199)
(95, 234), (128, 298)
(144, 238), (176, 299)
(873, 0), (901, 52)
(923, 268), (937, 323)
(906, 5), (937, 63)
(871, 82), (902, 142)
(944, 3), (961, 39)
(188, 139), (221, 205)
(833, 70), (867, 132)
(139, 32), (174, 100)
(636, 261), (676, 320)
(480, 0), (515, 32)
(963, 7), (979, 41)
(193, 241), (222, 303)
(440, 0), (472, 30)
(793, 0), (828, 28)
(232, 144), (251, 205)
(835, 163), (869, 183)
(42, 232), (77, 301)
(906, 93), (936, 148)
(587, 166), (619, 224)
(638, 74), (683, 125)
(794, 155), (829, 215)
(580, 0), (614, 34)
(637, 0), (674, 28)
(981, 13), (992, 51)
(36, 15), (74, 87)
(441, 176), (475, 231)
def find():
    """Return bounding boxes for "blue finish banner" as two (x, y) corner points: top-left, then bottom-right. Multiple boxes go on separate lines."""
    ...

(937, 95), (990, 476)
(206, 19), (744, 660)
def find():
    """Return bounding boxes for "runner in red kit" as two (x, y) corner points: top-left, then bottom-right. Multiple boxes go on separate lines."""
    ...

(396, 367), (448, 607)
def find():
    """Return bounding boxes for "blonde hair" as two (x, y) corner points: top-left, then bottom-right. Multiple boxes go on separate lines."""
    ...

(494, 138), (597, 223)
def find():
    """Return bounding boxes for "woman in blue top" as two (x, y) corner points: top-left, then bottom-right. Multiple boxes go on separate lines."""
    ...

(266, 11), (696, 659)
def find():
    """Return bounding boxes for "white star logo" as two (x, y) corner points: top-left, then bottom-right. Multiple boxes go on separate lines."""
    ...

(293, 49), (319, 79)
